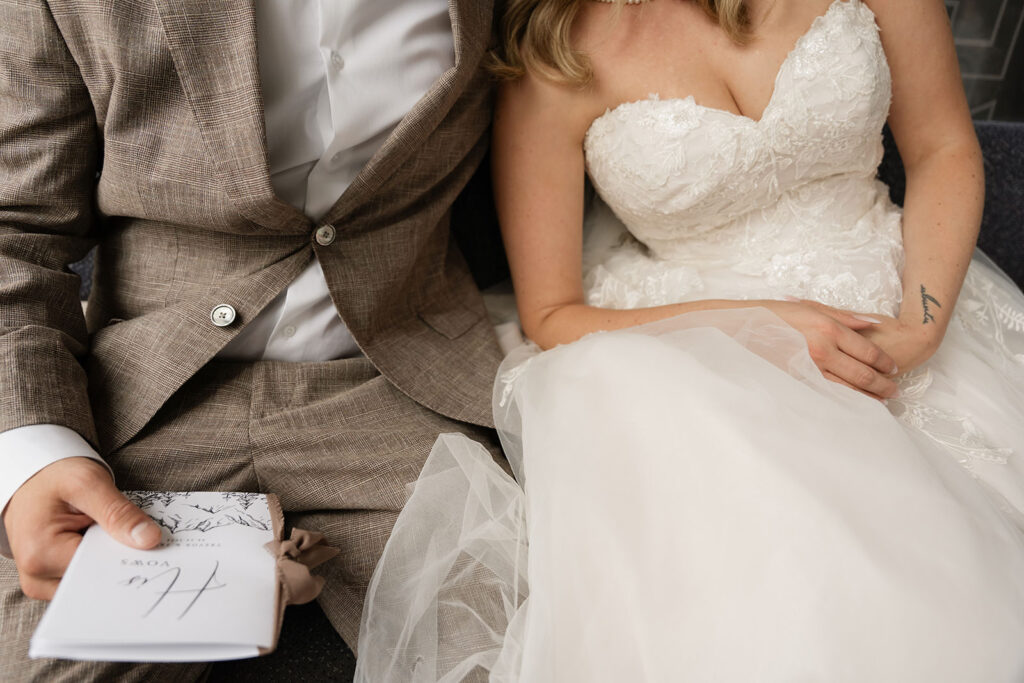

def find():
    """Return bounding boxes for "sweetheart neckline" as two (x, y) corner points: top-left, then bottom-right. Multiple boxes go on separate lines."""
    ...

(583, 0), (869, 139)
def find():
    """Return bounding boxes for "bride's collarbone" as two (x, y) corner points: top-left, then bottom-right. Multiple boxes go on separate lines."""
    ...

(581, 0), (839, 124)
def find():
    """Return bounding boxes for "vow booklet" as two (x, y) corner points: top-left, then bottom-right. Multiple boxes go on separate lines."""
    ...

(30, 491), (282, 662)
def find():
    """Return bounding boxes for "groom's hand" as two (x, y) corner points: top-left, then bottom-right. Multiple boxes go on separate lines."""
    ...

(3, 457), (161, 600)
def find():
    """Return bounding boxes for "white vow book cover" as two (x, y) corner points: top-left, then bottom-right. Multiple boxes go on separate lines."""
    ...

(30, 491), (279, 662)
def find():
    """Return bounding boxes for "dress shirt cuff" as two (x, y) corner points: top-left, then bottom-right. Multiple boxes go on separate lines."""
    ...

(0, 424), (112, 558)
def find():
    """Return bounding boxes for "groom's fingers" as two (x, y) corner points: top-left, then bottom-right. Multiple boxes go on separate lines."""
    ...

(8, 511), (90, 600)
(6, 458), (159, 601)
(63, 466), (161, 551)
(17, 575), (60, 602)
(15, 530), (84, 600)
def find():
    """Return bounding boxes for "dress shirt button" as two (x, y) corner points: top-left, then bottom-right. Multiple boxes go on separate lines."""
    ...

(210, 304), (237, 327)
(330, 51), (345, 71)
(330, 151), (344, 165)
(315, 224), (337, 246)
(282, 325), (297, 338)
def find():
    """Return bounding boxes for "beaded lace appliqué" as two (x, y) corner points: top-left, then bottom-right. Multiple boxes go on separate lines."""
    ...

(888, 368), (1012, 475)
(581, 0), (904, 318)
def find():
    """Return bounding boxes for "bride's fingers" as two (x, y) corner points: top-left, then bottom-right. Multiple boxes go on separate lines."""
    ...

(835, 326), (897, 375)
(826, 351), (899, 398)
(821, 370), (886, 402)
(788, 298), (888, 332)
(830, 311), (884, 332)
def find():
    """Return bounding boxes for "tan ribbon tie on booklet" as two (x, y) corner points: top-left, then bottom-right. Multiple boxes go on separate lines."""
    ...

(264, 529), (340, 605)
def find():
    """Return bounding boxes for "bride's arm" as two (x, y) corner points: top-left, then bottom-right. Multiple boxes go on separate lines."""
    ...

(491, 74), (744, 348)
(492, 71), (899, 398)
(863, 0), (984, 370)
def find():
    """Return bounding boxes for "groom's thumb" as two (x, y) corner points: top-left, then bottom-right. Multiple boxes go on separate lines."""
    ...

(68, 469), (162, 550)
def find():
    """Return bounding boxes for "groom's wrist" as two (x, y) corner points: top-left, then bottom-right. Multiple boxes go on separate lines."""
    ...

(0, 424), (108, 558)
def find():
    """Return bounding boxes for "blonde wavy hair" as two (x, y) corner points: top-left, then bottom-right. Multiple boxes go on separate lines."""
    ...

(490, 0), (750, 85)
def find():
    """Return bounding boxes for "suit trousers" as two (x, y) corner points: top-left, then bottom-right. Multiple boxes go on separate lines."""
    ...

(0, 356), (504, 681)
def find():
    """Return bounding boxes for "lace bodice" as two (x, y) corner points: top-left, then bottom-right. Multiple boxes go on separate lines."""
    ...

(581, 0), (905, 316)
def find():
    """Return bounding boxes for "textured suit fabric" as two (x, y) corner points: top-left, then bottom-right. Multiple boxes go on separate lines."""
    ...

(0, 0), (504, 456)
(0, 0), (504, 676)
(0, 357), (504, 679)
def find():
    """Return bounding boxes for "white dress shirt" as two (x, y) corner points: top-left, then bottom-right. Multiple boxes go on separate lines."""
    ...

(0, 0), (454, 550)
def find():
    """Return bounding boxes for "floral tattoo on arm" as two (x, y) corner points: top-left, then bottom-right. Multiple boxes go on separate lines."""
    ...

(920, 285), (941, 324)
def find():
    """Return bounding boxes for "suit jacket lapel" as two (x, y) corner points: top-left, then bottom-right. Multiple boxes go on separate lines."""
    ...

(154, 0), (310, 233)
(320, 0), (495, 226)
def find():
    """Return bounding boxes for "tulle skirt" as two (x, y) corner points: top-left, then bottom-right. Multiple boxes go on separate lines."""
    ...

(354, 254), (1024, 682)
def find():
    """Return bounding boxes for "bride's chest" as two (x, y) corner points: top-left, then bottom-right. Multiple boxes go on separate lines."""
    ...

(583, 0), (892, 234)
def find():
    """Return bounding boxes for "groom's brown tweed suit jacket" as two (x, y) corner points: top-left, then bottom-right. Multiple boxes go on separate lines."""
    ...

(0, 0), (503, 456)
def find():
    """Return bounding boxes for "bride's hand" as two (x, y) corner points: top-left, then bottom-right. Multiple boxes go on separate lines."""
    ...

(766, 299), (899, 400)
(855, 313), (942, 377)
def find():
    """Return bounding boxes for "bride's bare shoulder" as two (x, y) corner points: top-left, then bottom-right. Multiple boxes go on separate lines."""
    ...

(493, 74), (599, 149)
(493, 11), (616, 146)
(494, 1), (666, 142)
(859, 0), (976, 160)
(494, 0), (707, 143)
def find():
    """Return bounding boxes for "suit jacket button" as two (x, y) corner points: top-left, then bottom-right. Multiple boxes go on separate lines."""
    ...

(210, 304), (237, 327)
(315, 224), (336, 246)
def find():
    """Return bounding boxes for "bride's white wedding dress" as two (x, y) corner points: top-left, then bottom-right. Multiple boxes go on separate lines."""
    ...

(355, 1), (1024, 680)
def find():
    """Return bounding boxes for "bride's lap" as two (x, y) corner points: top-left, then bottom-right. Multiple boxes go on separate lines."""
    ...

(496, 307), (1024, 681)
(360, 253), (1024, 683)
